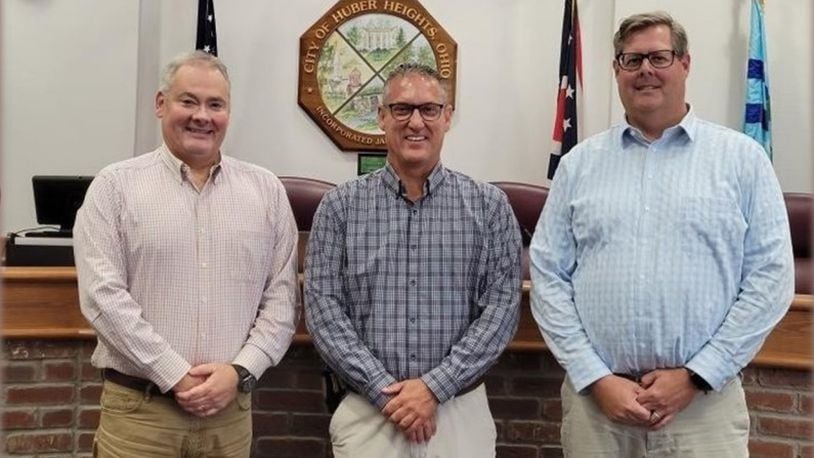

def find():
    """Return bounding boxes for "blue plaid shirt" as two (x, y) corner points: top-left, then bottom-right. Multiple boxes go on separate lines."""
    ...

(305, 164), (521, 408)
(530, 109), (794, 394)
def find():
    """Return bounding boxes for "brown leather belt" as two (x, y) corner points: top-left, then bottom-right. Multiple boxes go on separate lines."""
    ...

(102, 368), (173, 398)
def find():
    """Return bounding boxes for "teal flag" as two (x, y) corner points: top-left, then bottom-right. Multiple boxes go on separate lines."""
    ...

(743, 0), (772, 159)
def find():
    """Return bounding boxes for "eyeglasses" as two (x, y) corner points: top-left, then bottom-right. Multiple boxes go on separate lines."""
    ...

(386, 103), (446, 121)
(616, 50), (677, 71)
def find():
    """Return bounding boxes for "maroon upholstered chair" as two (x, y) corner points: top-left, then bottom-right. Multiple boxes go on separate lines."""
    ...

(491, 181), (549, 280)
(784, 192), (812, 294)
(279, 176), (335, 272)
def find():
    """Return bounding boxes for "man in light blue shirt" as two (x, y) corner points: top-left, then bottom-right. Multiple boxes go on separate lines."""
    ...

(530, 11), (794, 456)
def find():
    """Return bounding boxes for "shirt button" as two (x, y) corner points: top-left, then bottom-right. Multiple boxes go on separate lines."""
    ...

(199, 228), (206, 234)
(201, 262), (208, 268)
(410, 354), (416, 360)
(202, 296), (208, 303)
(409, 317), (416, 324)
(410, 244), (417, 250)
(409, 279), (417, 286)
(644, 206), (650, 212)
(639, 274), (645, 280)
(412, 210), (418, 215)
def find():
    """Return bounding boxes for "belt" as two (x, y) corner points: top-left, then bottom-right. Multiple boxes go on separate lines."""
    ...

(346, 377), (484, 399)
(614, 372), (644, 383)
(102, 368), (174, 399)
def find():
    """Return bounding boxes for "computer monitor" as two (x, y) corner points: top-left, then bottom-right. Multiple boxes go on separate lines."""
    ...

(32, 175), (94, 233)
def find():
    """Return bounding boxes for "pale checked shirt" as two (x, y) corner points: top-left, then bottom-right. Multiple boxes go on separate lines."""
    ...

(305, 164), (521, 409)
(74, 145), (300, 392)
(530, 109), (794, 393)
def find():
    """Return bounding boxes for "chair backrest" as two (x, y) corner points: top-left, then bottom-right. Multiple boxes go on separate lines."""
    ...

(784, 192), (812, 258)
(279, 176), (336, 231)
(491, 181), (549, 245)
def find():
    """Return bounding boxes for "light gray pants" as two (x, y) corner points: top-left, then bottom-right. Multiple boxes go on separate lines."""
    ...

(330, 384), (496, 458)
(560, 377), (749, 457)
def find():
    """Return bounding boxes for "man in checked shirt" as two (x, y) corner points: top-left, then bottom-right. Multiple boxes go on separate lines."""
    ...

(304, 63), (522, 457)
(73, 51), (299, 456)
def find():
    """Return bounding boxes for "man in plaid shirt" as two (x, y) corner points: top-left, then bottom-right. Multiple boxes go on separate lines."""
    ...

(305, 63), (522, 457)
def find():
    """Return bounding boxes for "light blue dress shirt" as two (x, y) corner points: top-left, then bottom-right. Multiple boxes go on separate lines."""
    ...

(530, 109), (794, 393)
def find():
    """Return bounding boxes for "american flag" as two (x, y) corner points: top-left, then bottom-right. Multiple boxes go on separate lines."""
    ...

(547, 0), (583, 180)
(196, 0), (218, 56)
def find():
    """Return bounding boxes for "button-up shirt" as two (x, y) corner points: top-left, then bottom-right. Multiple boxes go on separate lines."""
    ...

(305, 164), (521, 408)
(74, 145), (300, 392)
(530, 109), (794, 393)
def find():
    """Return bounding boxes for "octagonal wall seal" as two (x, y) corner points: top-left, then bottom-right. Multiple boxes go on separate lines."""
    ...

(298, 0), (458, 152)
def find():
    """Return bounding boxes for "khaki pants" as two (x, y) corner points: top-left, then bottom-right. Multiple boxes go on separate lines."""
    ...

(94, 380), (252, 458)
(330, 384), (496, 458)
(560, 377), (749, 457)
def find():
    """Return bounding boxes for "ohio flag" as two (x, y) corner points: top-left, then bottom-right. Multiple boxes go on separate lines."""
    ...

(743, 0), (772, 159)
(547, 0), (583, 180)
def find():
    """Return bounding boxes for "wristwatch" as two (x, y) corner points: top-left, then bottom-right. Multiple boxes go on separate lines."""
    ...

(232, 364), (257, 393)
(685, 368), (712, 393)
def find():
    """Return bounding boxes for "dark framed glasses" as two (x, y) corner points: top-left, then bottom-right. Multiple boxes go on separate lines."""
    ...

(386, 103), (446, 121)
(616, 50), (677, 71)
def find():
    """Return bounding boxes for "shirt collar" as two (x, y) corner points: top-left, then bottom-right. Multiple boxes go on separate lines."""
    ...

(159, 144), (223, 185)
(620, 104), (696, 148)
(382, 162), (447, 199)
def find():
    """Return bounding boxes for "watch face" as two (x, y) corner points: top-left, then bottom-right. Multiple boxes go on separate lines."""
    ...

(239, 375), (257, 393)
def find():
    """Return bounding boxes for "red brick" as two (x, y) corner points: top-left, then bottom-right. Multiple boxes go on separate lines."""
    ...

(78, 408), (100, 429)
(541, 399), (562, 421)
(486, 375), (507, 396)
(44, 361), (77, 381)
(511, 377), (561, 397)
(3, 409), (36, 429)
(748, 439), (794, 458)
(79, 384), (102, 404)
(77, 432), (95, 452)
(5, 385), (75, 405)
(291, 413), (330, 438)
(493, 353), (543, 372)
(506, 421), (559, 444)
(741, 368), (758, 386)
(802, 444), (814, 458)
(489, 398), (540, 420)
(81, 363), (101, 381)
(757, 416), (814, 440)
(41, 408), (74, 427)
(252, 412), (289, 435)
(295, 369), (325, 390)
(258, 369), (296, 389)
(801, 393), (813, 415)
(2, 362), (38, 382)
(745, 390), (796, 413)
(496, 444), (539, 458)
(255, 389), (325, 413)
(253, 438), (326, 458)
(540, 447), (564, 458)
(758, 369), (813, 390)
(5, 432), (73, 453)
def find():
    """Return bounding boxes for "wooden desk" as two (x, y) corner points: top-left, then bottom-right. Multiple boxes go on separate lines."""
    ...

(3, 267), (811, 370)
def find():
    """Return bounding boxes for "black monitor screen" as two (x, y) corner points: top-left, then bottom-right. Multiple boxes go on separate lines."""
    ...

(32, 175), (94, 232)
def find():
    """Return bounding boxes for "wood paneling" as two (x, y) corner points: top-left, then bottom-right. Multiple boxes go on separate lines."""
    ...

(3, 268), (810, 369)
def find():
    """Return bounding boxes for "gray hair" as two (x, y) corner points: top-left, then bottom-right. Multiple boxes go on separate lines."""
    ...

(158, 50), (230, 94)
(382, 62), (449, 103)
(613, 11), (689, 57)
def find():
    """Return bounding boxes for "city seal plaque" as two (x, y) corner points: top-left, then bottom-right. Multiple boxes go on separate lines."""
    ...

(298, 0), (458, 151)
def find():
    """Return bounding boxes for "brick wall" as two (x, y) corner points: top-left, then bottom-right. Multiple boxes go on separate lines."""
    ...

(2, 340), (812, 457)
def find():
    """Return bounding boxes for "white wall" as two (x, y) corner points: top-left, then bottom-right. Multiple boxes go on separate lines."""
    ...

(2, 0), (811, 233)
